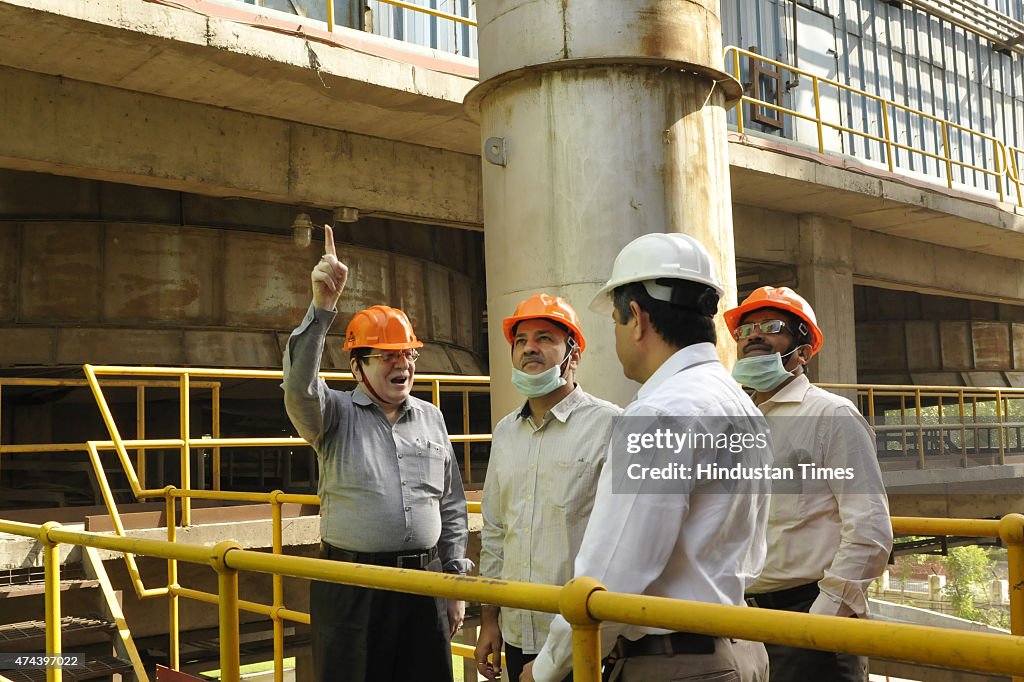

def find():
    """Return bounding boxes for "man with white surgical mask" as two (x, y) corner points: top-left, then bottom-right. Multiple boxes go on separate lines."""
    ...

(476, 293), (621, 682)
(726, 286), (892, 682)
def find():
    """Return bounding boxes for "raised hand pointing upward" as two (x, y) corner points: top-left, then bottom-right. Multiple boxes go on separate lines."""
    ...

(311, 224), (349, 311)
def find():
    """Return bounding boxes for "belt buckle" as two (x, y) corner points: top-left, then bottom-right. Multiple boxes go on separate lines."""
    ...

(397, 553), (424, 569)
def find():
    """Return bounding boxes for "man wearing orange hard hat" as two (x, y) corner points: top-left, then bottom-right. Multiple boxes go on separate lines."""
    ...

(726, 286), (892, 682)
(282, 225), (471, 682)
(475, 293), (621, 682)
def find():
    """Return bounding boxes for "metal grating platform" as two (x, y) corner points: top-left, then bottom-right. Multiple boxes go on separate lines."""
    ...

(0, 653), (133, 682)
(0, 616), (115, 646)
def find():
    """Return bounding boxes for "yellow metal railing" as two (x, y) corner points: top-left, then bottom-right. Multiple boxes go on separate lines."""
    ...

(725, 45), (1024, 207)
(819, 383), (1024, 469)
(2, 515), (1024, 682)
(327, 0), (476, 32)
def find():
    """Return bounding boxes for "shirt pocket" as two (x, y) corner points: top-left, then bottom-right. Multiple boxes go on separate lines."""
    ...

(412, 438), (448, 496)
(546, 457), (596, 519)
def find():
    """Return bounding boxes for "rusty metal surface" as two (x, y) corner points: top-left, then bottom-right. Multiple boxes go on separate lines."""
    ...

(906, 321), (941, 370)
(973, 321), (1012, 370)
(940, 321), (973, 370)
(103, 225), (220, 323)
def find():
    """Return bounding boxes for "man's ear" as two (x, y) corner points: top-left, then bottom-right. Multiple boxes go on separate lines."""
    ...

(629, 301), (647, 341)
(350, 358), (362, 381)
(794, 344), (812, 366)
(567, 343), (582, 372)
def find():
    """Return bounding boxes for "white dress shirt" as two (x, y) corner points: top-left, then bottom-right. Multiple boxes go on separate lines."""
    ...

(746, 374), (893, 617)
(480, 385), (622, 652)
(531, 343), (772, 682)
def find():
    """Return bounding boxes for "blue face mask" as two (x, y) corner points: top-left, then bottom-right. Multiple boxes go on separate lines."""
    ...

(731, 350), (798, 392)
(511, 363), (567, 398)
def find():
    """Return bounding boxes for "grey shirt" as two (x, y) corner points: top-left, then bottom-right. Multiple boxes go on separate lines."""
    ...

(282, 303), (471, 574)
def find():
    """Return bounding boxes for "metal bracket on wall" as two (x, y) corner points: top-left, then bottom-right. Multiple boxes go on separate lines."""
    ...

(484, 137), (507, 167)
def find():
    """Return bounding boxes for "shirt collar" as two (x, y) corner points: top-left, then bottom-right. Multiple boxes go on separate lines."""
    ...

(760, 373), (811, 407)
(352, 383), (418, 414)
(516, 384), (586, 424)
(637, 342), (720, 400)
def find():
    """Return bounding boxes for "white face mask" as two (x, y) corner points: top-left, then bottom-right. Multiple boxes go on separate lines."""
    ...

(510, 338), (575, 398)
(731, 349), (799, 392)
(510, 363), (567, 398)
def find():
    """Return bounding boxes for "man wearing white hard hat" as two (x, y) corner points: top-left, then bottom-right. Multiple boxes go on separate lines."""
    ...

(523, 233), (771, 682)
(727, 287), (892, 682)
(475, 294), (621, 682)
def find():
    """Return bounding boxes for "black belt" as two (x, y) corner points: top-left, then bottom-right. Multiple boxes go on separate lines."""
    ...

(612, 632), (716, 658)
(745, 582), (820, 609)
(320, 542), (438, 570)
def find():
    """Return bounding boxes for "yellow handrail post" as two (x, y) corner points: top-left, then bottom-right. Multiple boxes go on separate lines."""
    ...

(732, 49), (745, 134)
(812, 76), (824, 153)
(137, 386), (146, 490)
(40, 521), (63, 682)
(562, 577), (605, 682)
(180, 373), (191, 526)
(213, 384), (222, 492)
(326, 0), (334, 32)
(994, 140), (1005, 203)
(271, 490), (286, 682)
(880, 102), (895, 172)
(462, 391), (472, 483)
(958, 390), (968, 468)
(166, 490), (180, 670)
(213, 541), (243, 682)
(996, 390), (1006, 465)
(432, 380), (441, 408)
(941, 121), (954, 188)
(998, 514), (1024, 682)
(915, 389), (925, 468)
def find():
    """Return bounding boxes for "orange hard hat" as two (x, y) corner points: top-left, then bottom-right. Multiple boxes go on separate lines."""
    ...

(343, 305), (423, 350)
(502, 293), (586, 352)
(723, 286), (824, 356)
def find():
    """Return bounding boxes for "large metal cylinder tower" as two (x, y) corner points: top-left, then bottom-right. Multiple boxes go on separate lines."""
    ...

(471, 0), (743, 418)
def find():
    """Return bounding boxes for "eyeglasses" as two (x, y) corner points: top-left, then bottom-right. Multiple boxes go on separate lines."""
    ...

(732, 319), (791, 341)
(364, 349), (420, 363)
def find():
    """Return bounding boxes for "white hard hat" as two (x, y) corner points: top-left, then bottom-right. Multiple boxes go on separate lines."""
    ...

(589, 233), (725, 314)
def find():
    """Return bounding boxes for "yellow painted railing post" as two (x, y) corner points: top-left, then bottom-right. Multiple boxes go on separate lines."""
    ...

(137, 386), (146, 489)
(271, 491), (286, 682)
(213, 541), (242, 682)
(562, 577), (605, 682)
(180, 373), (191, 526)
(166, 490), (180, 670)
(999, 514), (1024, 682)
(213, 384), (222, 491)
(40, 521), (63, 682)
(326, 0), (334, 32)
(812, 76), (824, 153)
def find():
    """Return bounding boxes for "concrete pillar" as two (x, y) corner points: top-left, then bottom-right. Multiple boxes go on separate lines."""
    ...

(878, 569), (890, 593)
(993, 579), (1009, 604)
(928, 574), (946, 601)
(470, 0), (743, 418)
(797, 215), (857, 385)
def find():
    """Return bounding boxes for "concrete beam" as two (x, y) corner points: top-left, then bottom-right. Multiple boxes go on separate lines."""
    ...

(0, 0), (479, 154)
(0, 66), (483, 227)
(729, 135), (1024, 260)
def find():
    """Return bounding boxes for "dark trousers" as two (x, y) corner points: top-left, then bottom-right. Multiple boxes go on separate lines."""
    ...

(504, 644), (572, 682)
(749, 586), (866, 682)
(310, 550), (452, 682)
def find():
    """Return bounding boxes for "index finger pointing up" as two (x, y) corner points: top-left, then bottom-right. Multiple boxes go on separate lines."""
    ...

(324, 224), (337, 258)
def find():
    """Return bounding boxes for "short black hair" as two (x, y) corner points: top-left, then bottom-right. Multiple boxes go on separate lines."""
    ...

(740, 307), (811, 349)
(612, 280), (718, 348)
